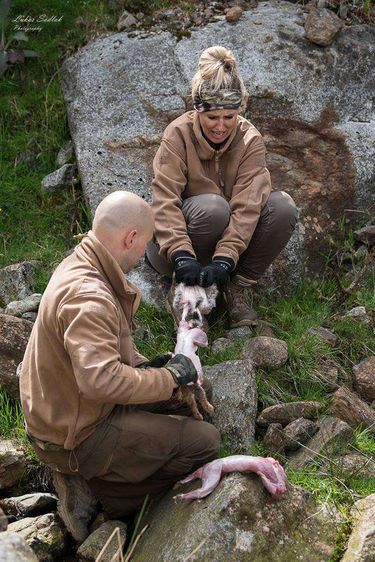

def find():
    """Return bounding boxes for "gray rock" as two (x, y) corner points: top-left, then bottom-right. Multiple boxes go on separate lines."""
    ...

(315, 356), (340, 391)
(331, 385), (375, 430)
(308, 326), (338, 346)
(0, 261), (40, 306)
(354, 244), (369, 263)
(0, 532), (38, 561)
(5, 293), (42, 317)
(226, 326), (251, 340)
(226, 6), (243, 22)
(8, 513), (66, 561)
(77, 520), (127, 561)
(41, 164), (75, 194)
(0, 506), (7, 531)
(345, 306), (372, 326)
(337, 453), (375, 480)
(210, 337), (233, 354)
(288, 416), (354, 470)
(283, 418), (318, 451)
(117, 10), (137, 31)
(0, 313), (33, 399)
(204, 360), (257, 452)
(60, 2), (375, 291)
(0, 439), (26, 490)
(304, 7), (343, 46)
(354, 224), (375, 246)
(126, 257), (170, 308)
(353, 356), (375, 403)
(56, 140), (74, 167)
(22, 311), (37, 322)
(132, 473), (341, 562)
(0, 493), (57, 519)
(342, 493), (375, 562)
(263, 422), (285, 455)
(257, 401), (323, 426)
(242, 336), (288, 368)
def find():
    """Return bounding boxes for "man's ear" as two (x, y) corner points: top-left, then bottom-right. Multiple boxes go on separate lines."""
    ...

(124, 229), (137, 249)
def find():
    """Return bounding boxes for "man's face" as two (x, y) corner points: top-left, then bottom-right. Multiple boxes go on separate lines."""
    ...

(198, 109), (239, 144)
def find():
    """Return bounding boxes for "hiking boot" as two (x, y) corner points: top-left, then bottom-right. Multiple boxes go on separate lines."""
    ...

(225, 274), (258, 329)
(52, 471), (98, 543)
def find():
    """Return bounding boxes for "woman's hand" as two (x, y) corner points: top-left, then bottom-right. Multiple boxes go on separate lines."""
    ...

(172, 252), (203, 286)
(199, 257), (234, 287)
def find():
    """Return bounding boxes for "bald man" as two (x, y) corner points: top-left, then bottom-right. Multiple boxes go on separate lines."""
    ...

(20, 191), (219, 543)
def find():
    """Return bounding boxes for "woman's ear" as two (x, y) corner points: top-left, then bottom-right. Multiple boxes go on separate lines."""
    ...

(124, 229), (137, 249)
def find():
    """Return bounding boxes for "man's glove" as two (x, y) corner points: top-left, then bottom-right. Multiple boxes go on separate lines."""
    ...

(199, 256), (235, 288)
(139, 353), (173, 368)
(172, 251), (203, 286)
(165, 354), (198, 386)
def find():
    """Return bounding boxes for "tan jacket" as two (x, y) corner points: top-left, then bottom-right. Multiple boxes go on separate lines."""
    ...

(151, 111), (272, 266)
(20, 232), (176, 450)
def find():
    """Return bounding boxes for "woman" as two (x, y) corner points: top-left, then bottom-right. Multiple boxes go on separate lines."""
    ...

(146, 46), (298, 328)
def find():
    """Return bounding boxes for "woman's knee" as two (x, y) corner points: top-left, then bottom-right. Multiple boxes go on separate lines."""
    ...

(183, 194), (230, 231)
(267, 190), (298, 228)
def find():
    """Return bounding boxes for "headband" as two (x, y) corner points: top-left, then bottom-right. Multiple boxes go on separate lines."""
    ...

(194, 89), (242, 112)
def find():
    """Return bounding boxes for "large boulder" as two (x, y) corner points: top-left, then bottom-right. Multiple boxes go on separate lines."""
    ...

(0, 313), (33, 399)
(61, 1), (375, 291)
(132, 474), (341, 562)
(203, 360), (257, 452)
(331, 385), (375, 430)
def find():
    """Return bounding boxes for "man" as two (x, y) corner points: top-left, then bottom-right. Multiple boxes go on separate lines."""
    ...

(20, 191), (220, 542)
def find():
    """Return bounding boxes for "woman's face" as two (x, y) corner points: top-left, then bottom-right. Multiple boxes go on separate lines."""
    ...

(198, 109), (239, 144)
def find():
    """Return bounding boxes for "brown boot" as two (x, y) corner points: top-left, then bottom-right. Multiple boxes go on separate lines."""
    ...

(52, 471), (98, 543)
(225, 274), (258, 328)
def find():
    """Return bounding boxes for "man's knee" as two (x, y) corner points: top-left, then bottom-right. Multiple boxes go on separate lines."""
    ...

(182, 418), (220, 461)
(267, 191), (298, 228)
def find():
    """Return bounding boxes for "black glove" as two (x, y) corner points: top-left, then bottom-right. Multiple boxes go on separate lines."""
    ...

(199, 256), (235, 288)
(165, 354), (198, 386)
(139, 353), (173, 368)
(172, 251), (203, 286)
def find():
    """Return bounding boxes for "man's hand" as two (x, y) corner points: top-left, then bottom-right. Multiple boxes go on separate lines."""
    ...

(199, 257), (234, 287)
(139, 353), (173, 368)
(172, 252), (203, 286)
(165, 354), (197, 386)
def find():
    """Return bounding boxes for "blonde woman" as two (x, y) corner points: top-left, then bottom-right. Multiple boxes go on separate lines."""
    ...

(146, 46), (298, 328)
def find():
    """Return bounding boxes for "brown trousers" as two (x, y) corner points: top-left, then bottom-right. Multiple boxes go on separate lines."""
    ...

(29, 389), (220, 518)
(146, 190), (298, 280)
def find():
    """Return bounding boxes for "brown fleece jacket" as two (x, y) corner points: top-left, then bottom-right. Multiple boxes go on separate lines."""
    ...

(20, 232), (176, 450)
(151, 111), (272, 265)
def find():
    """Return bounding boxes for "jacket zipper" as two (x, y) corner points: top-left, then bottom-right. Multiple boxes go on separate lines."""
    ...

(215, 152), (224, 189)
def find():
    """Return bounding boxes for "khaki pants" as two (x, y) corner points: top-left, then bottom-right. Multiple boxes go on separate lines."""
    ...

(29, 388), (220, 518)
(146, 190), (298, 280)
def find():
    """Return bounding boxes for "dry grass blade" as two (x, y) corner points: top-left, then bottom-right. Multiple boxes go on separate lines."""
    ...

(182, 539), (207, 562)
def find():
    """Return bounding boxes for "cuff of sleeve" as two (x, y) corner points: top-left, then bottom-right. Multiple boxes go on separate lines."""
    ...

(167, 244), (196, 263)
(213, 248), (239, 266)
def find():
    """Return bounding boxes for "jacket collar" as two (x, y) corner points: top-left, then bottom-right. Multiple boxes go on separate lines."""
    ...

(192, 111), (238, 160)
(75, 231), (141, 305)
